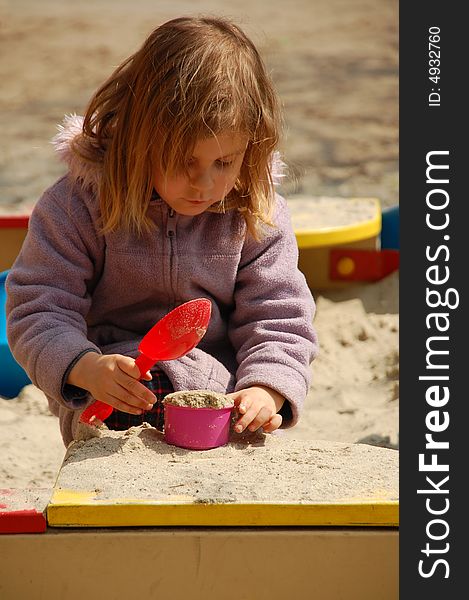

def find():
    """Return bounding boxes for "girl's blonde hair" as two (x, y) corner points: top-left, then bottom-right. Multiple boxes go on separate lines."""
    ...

(72, 16), (283, 239)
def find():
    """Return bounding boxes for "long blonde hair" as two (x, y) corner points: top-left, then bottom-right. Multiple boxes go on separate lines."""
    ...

(72, 16), (283, 239)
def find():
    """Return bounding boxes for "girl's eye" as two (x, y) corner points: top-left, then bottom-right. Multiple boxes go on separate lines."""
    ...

(216, 160), (234, 168)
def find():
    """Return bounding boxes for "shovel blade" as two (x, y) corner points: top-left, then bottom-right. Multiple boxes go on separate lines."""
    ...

(138, 298), (212, 362)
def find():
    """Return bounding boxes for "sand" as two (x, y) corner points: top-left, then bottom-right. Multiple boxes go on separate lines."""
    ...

(0, 0), (398, 496)
(163, 390), (234, 409)
(56, 423), (398, 504)
(0, 385), (64, 489)
(0, 0), (397, 214)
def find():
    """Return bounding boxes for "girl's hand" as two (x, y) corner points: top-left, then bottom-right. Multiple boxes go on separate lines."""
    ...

(228, 386), (285, 434)
(67, 352), (155, 415)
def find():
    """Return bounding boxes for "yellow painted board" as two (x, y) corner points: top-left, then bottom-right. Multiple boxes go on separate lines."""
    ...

(47, 491), (399, 528)
(287, 196), (381, 248)
(47, 488), (398, 528)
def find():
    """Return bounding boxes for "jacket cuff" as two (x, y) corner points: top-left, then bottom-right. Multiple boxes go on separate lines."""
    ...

(32, 333), (101, 409)
(61, 348), (100, 407)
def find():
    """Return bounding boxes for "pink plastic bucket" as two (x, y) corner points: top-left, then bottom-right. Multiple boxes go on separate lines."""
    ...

(164, 404), (232, 450)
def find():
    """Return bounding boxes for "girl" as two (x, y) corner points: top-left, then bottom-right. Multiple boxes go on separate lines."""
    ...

(6, 16), (318, 447)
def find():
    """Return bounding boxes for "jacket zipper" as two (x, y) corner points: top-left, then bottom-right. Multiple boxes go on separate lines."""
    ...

(166, 208), (177, 306)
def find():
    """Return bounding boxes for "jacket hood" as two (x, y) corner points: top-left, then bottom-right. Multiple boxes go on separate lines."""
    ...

(51, 114), (101, 191)
(51, 114), (287, 189)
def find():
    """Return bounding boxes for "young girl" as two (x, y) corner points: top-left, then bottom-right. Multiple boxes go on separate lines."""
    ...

(6, 16), (318, 447)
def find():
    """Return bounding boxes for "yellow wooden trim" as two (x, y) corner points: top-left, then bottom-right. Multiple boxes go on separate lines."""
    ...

(47, 491), (398, 528)
(50, 489), (98, 504)
(291, 198), (382, 249)
(295, 213), (381, 248)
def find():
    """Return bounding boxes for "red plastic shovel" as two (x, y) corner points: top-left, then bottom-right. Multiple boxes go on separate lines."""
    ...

(79, 298), (212, 425)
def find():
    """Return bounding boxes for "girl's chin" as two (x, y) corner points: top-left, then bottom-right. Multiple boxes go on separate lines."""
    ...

(180, 204), (208, 213)
(170, 199), (216, 215)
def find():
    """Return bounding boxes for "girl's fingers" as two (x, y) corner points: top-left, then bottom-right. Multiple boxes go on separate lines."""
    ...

(234, 405), (272, 433)
(238, 401), (248, 414)
(226, 392), (243, 408)
(120, 384), (154, 411)
(117, 356), (141, 377)
(141, 370), (153, 381)
(262, 413), (283, 433)
(247, 406), (274, 432)
(233, 403), (255, 432)
(102, 393), (144, 416)
(114, 371), (156, 407)
(230, 391), (282, 433)
(107, 379), (154, 411)
(117, 355), (152, 382)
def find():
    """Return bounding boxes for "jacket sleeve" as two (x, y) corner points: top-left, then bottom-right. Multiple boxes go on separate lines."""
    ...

(228, 194), (319, 427)
(5, 180), (104, 409)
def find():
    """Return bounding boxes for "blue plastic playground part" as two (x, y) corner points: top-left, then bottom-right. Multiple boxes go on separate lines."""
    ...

(380, 205), (399, 250)
(0, 270), (31, 398)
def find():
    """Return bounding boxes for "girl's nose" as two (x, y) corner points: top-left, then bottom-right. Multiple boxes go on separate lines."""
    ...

(189, 168), (213, 192)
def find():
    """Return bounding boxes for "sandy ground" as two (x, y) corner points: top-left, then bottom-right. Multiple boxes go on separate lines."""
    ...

(0, 0), (398, 493)
(56, 424), (398, 504)
(0, 0), (398, 212)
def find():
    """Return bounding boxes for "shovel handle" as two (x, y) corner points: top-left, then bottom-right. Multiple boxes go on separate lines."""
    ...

(135, 354), (155, 378)
(79, 400), (113, 424)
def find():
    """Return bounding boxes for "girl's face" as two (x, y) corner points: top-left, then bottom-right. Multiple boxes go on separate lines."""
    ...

(153, 131), (249, 216)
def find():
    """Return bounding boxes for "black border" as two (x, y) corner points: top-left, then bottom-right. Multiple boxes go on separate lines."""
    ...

(400, 2), (465, 595)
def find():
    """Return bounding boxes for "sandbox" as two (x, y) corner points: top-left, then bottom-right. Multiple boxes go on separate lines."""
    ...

(1, 426), (398, 599)
(47, 424), (398, 527)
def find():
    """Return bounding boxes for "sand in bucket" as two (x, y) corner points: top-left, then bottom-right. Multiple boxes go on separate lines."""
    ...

(163, 390), (234, 450)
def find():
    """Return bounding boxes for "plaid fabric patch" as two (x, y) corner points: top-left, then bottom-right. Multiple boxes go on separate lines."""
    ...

(103, 369), (173, 432)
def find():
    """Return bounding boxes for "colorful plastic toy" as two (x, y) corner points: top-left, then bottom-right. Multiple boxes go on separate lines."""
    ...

(0, 270), (31, 398)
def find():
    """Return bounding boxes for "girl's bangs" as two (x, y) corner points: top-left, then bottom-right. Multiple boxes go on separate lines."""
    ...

(157, 105), (254, 176)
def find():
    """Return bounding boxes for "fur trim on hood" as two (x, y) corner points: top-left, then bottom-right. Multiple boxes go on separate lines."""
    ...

(51, 114), (101, 191)
(270, 150), (287, 186)
(51, 114), (286, 188)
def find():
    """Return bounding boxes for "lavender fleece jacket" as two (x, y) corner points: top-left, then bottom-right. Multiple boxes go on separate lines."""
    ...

(6, 117), (318, 446)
